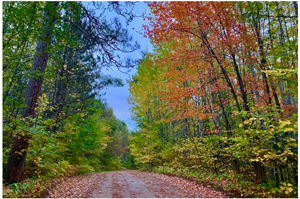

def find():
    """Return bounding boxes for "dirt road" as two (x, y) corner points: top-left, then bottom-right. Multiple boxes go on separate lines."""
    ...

(43, 170), (227, 198)
(89, 170), (184, 198)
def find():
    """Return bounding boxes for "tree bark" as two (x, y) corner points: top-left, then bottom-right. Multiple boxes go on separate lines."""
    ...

(199, 30), (242, 113)
(253, 10), (273, 106)
(253, 161), (266, 182)
(231, 53), (250, 111)
(4, 1), (59, 184)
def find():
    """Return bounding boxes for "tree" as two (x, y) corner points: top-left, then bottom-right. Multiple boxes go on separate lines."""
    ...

(129, 2), (298, 195)
(3, 1), (140, 183)
(4, 1), (59, 183)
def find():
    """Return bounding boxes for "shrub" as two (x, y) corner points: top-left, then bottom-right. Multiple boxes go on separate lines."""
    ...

(105, 157), (122, 171)
(75, 164), (95, 174)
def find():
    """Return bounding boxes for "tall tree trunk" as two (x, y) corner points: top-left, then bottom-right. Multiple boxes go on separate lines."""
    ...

(247, 5), (270, 182)
(200, 30), (242, 113)
(254, 10), (273, 106)
(240, 6), (260, 106)
(51, 48), (70, 132)
(294, 1), (298, 18)
(267, 6), (282, 111)
(4, 2), (59, 184)
(193, 21), (242, 113)
(231, 53), (250, 111)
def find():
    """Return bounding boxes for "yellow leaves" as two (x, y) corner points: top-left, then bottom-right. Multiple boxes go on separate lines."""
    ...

(37, 157), (42, 162)
(263, 154), (274, 160)
(36, 93), (49, 115)
(262, 69), (298, 79)
(285, 188), (293, 194)
(280, 183), (293, 195)
(80, 113), (87, 118)
(283, 149), (294, 156)
(279, 120), (292, 126)
(15, 151), (23, 155)
(249, 158), (260, 162)
(248, 117), (257, 122)
(63, 64), (67, 70)
(279, 120), (294, 131)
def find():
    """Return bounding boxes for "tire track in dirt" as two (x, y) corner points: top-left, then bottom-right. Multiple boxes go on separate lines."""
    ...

(42, 170), (228, 198)
(92, 170), (170, 198)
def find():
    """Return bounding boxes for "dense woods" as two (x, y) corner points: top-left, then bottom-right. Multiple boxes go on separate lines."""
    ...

(3, 1), (137, 194)
(129, 1), (298, 198)
(2, 1), (298, 198)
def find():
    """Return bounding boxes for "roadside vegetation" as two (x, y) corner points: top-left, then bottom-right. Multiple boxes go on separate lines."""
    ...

(3, 1), (137, 197)
(129, 2), (298, 198)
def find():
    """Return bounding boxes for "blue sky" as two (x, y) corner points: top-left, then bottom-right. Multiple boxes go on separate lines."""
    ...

(100, 2), (153, 131)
